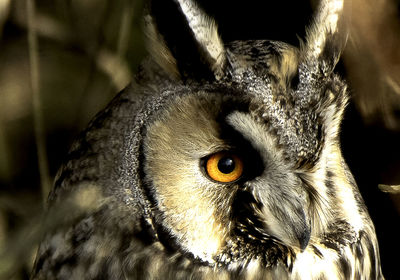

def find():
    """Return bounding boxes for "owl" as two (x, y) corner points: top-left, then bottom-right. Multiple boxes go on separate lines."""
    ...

(32, 0), (384, 279)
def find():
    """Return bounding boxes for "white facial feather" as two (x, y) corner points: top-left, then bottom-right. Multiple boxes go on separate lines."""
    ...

(292, 245), (341, 279)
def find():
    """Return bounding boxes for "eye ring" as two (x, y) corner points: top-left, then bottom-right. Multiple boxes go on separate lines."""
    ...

(205, 152), (244, 183)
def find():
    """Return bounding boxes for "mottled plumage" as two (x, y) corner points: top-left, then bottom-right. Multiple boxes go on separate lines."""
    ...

(32, 0), (384, 279)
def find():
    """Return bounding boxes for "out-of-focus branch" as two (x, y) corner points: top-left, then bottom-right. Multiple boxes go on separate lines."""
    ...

(0, 0), (10, 38)
(346, 0), (400, 129)
(13, 5), (132, 91)
(379, 184), (400, 194)
(351, 0), (400, 93)
(27, 0), (51, 202)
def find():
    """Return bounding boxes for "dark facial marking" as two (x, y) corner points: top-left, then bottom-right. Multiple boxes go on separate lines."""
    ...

(338, 255), (351, 279)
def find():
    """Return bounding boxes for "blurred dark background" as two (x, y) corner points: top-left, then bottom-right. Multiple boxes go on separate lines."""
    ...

(0, 0), (399, 279)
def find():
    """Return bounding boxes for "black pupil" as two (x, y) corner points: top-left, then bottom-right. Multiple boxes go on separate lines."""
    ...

(218, 157), (235, 174)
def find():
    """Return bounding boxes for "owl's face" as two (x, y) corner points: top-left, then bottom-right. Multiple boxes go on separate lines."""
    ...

(137, 0), (379, 274)
(144, 90), (310, 264)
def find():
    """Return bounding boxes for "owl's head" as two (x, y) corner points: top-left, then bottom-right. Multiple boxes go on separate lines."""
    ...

(135, 0), (354, 269)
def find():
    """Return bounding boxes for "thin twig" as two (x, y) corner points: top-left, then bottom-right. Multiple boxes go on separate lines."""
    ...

(378, 184), (400, 194)
(27, 0), (51, 203)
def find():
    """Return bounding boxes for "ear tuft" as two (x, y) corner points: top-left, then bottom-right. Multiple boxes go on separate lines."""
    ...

(175, 0), (226, 79)
(144, 0), (226, 82)
(301, 0), (350, 75)
(144, 15), (180, 80)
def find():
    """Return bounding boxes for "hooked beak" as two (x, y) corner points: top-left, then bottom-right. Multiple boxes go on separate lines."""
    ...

(293, 208), (311, 251)
(255, 186), (312, 251)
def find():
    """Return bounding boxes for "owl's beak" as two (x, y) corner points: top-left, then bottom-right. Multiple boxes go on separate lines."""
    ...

(295, 209), (311, 251)
(274, 205), (311, 251)
(256, 187), (312, 251)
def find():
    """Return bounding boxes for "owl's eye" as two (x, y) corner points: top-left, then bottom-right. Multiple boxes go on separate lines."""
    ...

(205, 152), (244, 183)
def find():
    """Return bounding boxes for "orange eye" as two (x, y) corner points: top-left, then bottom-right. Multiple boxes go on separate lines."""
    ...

(205, 152), (244, 183)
